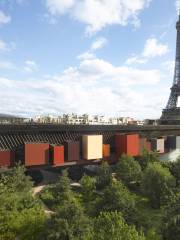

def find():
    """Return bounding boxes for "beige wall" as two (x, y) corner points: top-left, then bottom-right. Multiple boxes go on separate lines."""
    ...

(157, 139), (165, 153)
(82, 135), (103, 160)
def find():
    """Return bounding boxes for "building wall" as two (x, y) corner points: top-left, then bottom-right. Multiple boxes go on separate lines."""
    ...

(103, 144), (110, 158)
(64, 141), (80, 162)
(127, 134), (140, 157)
(157, 139), (165, 153)
(115, 134), (139, 157)
(25, 143), (49, 166)
(82, 135), (103, 160)
(53, 145), (64, 166)
(0, 150), (14, 167)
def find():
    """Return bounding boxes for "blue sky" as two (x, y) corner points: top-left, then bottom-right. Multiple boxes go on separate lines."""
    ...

(0, 0), (179, 119)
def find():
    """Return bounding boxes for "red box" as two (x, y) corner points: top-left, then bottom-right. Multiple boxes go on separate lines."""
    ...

(53, 145), (64, 166)
(0, 150), (14, 167)
(25, 143), (49, 166)
(115, 134), (140, 157)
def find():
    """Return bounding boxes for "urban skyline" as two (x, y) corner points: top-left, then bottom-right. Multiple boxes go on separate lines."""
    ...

(0, 0), (180, 119)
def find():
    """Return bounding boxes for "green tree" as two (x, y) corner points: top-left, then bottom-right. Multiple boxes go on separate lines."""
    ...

(137, 149), (160, 170)
(0, 165), (46, 240)
(116, 154), (142, 187)
(141, 162), (176, 208)
(96, 161), (112, 189)
(162, 196), (180, 240)
(95, 181), (136, 224)
(40, 169), (74, 209)
(80, 175), (96, 201)
(172, 157), (180, 186)
(42, 200), (93, 240)
(146, 229), (161, 240)
(93, 211), (145, 240)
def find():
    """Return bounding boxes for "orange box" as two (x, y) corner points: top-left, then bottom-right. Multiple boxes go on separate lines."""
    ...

(25, 143), (49, 166)
(115, 134), (140, 157)
(103, 144), (110, 157)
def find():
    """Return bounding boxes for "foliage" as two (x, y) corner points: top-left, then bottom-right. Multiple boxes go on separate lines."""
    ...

(135, 195), (163, 234)
(146, 229), (161, 240)
(137, 149), (160, 170)
(141, 162), (176, 208)
(0, 164), (33, 193)
(95, 181), (137, 224)
(162, 196), (180, 240)
(116, 154), (142, 187)
(93, 211), (146, 240)
(42, 200), (93, 240)
(0, 165), (46, 240)
(80, 175), (96, 200)
(40, 169), (74, 209)
(172, 157), (180, 186)
(96, 161), (112, 189)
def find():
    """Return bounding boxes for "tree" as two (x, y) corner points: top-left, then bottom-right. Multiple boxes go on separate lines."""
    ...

(40, 169), (74, 209)
(95, 181), (136, 224)
(172, 157), (180, 186)
(96, 161), (112, 189)
(93, 211), (145, 240)
(145, 229), (161, 240)
(0, 164), (33, 193)
(116, 154), (142, 188)
(0, 165), (46, 240)
(80, 175), (96, 201)
(137, 149), (160, 170)
(141, 162), (176, 208)
(162, 196), (180, 240)
(42, 200), (93, 240)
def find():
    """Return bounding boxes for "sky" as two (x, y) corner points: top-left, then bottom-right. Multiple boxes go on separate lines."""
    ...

(0, 0), (180, 119)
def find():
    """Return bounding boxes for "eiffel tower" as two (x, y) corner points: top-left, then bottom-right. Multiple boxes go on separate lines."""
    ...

(161, 13), (180, 124)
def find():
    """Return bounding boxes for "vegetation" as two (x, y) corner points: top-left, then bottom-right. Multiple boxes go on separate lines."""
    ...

(141, 162), (176, 208)
(0, 165), (46, 240)
(1, 152), (180, 239)
(116, 154), (142, 188)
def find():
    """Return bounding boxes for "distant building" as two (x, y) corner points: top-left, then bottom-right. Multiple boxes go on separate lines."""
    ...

(0, 113), (26, 124)
(144, 119), (158, 125)
(32, 113), (139, 125)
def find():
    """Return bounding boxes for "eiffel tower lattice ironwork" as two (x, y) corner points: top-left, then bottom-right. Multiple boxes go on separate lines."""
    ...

(161, 14), (180, 124)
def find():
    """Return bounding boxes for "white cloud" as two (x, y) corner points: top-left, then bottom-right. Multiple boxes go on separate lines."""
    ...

(0, 61), (15, 70)
(45, 0), (152, 34)
(126, 37), (169, 65)
(143, 38), (169, 58)
(125, 56), (147, 65)
(91, 37), (107, 50)
(78, 37), (107, 60)
(46, 0), (75, 14)
(0, 11), (11, 26)
(0, 54), (165, 119)
(162, 60), (175, 72)
(0, 39), (16, 52)
(24, 60), (38, 73)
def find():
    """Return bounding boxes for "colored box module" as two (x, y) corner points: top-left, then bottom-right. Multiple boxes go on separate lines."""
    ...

(115, 134), (140, 157)
(0, 150), (14, 167)
(25, 143), (49, 166)
(82, 135), (103, 160)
